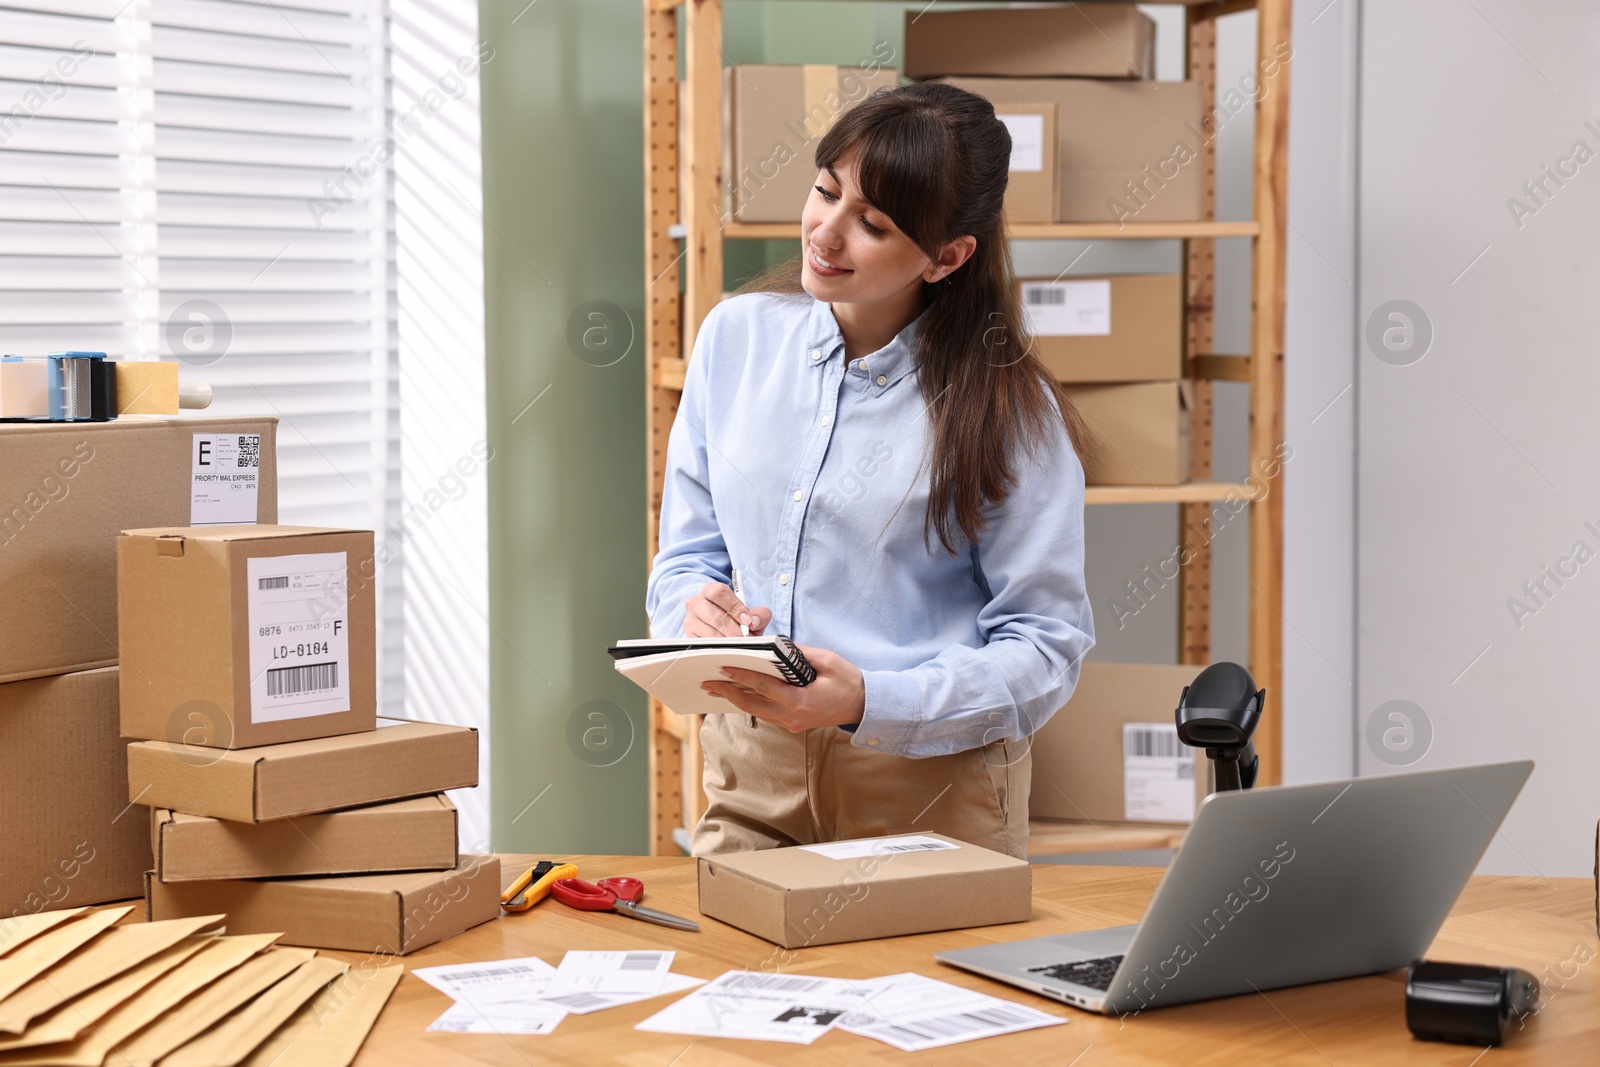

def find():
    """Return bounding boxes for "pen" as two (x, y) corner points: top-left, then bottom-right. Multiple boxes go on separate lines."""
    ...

(730, 567), (751, 637)
(730, 567), (757, 729)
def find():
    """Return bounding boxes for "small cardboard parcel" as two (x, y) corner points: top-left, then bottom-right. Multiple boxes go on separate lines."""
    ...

(698, 832), (1031, 948)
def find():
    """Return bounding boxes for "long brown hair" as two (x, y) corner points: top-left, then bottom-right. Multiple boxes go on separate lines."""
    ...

(736, 81), (1091, 554)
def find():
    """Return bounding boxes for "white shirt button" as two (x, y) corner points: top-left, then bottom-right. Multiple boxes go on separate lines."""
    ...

(876, 375), (887, 386)
(810, 350), (822, 361)
(792, 490), (803, 502)
(867, 738), (880, 746)
(821, 415), (831, 427)
(779, 573), (790, 585)
(856, 360), (867, 372)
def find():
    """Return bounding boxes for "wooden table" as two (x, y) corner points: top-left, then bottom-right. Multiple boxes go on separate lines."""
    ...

(329, 854), (1597, 1065)
(1027, 819), (1189, 857)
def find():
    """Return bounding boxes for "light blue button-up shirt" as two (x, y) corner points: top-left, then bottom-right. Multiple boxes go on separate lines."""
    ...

(646, 292), (1095, 758)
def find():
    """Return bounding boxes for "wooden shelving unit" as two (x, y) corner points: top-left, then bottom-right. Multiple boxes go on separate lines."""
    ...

(643, 0), (1290, 858)
(723, 220), (1262, 241)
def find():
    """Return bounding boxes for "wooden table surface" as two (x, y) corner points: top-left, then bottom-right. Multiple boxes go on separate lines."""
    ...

(325, 854), (1597, 1066)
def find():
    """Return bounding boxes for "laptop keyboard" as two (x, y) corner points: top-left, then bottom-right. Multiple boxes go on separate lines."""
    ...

(1028, 955), (1124, 992)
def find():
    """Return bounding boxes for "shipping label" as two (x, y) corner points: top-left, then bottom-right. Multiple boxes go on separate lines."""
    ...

(191, 433), (260, 525)
(1021, 279), (1112, 337)
(1123, 722), (1196, 822)
(798, 835), (959, 860)
(998, 113), (1045, 173)
(246, 551), (350, 723)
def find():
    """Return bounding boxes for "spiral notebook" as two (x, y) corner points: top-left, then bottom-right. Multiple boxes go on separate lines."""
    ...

(608, 636), (816, 716)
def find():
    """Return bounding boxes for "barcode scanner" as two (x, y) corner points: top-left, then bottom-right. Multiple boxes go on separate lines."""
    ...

(1174, 662), (1264, 793)
(1405, 959), (1540, 1046)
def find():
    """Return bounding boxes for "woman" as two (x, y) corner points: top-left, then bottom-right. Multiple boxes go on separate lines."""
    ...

(645, 82), (1095, 860)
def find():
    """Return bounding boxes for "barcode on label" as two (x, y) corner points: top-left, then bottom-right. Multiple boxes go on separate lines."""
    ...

(266, 662), (339, 697)
(878, 842), (951, 853)
(458, 965), (541, 980)
(237, 434), (260, 468)
(620, 953), (661, 971)
(1022, 284), (1066, 305)
(880, 1004), (1036, 1042)
(544, 993), (611, 1010)
(257, 576), (289, 590)
(1125, 726), (1180, 758)
(720, 973), (824, 993)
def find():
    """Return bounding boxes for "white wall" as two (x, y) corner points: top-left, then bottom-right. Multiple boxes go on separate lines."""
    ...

(1280, 1), (1360, 785)
(1358, 0), (1600, 877)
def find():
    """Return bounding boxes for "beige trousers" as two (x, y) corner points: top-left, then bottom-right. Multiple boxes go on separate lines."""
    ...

(691, 713), (1032, 859)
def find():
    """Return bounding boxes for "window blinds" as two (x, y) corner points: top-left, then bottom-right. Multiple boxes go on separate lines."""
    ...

(0, 0), (154, 358)
(0, 0), (404, 709)
(150, 0), (401, 704)
(151, 0), (389, 526)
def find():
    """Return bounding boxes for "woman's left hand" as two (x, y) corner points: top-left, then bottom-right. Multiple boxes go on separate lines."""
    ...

(699, 643), (865, 731)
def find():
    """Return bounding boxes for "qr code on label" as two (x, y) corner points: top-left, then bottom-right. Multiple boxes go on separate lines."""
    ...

(236, 435), (260, 468)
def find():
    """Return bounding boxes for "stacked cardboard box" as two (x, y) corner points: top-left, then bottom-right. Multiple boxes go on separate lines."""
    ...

(1015, 274), (1192, 484)
(909, 6), (1203, 226)
(1, 416), (278, 916)
(1031, 662), (1212, 825)
(117, 524), (499, 955)
(907, 8), (1197, 486)
(722, 62), (901, 224)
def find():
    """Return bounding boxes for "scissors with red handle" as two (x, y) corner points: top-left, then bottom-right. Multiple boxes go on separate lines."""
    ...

(549, 876), (700, 932)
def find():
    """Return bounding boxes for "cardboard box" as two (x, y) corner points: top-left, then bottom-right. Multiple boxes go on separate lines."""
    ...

(1067, 380), (1193, 485)
(1031, 661), (1212, 824)
(1, 667), (151, 914)
(1021, 274), (1183, 382)
(939, 77), (1205, 223)
(724, 63), (901, 224)
(995, 103), (1058, 224)
(118, 525), (376, 748)
(146, 855), (501, 954)
(0, 416), (277, 685)
(126, 718), (479, 823)
(151, 795), (458, 882)
(698, 832), (1031, 948)
(906, 5), (1155, 80)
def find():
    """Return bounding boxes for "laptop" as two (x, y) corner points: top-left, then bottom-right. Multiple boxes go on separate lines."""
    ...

(936, 760), (1533, 1016)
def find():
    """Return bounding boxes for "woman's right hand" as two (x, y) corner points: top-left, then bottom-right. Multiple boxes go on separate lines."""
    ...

(685, 581), (772, 638)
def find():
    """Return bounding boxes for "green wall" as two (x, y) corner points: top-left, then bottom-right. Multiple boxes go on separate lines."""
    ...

(481, 0), (649, 855)
(480, 1), (924, 855)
